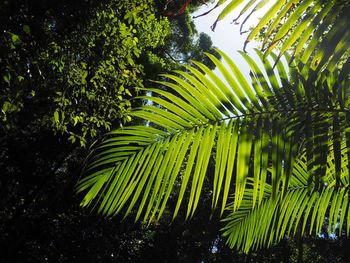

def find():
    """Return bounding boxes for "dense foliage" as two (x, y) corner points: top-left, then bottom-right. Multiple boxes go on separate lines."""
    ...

(1, 0), (350, 262)
(0, 0), (226, 262)
(1, 0), (172, 146)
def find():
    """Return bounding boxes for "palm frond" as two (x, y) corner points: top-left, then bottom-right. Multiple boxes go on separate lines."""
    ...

(207, 0), (350, 70)
(77, 49), (350, 227)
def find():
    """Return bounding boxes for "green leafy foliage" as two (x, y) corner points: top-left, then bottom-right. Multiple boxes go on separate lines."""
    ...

(0, 0), (171, 146)
(37, 1), (171, 146)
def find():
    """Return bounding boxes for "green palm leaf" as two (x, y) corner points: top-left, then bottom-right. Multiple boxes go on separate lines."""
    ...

(77, 49), (350, 228)
(206, 0), (350, 70)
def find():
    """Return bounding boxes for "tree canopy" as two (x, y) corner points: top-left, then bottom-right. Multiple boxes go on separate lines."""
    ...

(0, 1), (226, 262)
(1, 0), (350, 262)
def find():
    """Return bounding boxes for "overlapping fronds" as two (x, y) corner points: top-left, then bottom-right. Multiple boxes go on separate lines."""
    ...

(200, 0), (350, 71)
(77, 49), (350, 229)
(222, 142), (350, 252)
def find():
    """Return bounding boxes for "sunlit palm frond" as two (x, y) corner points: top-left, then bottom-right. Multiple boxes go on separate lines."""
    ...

(205, 0), (350, 71)
(77, 49), (350, 228)
(77, 48), (292, 221)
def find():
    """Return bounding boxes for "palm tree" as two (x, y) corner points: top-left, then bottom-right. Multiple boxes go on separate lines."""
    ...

(76, 0), (350, 252)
